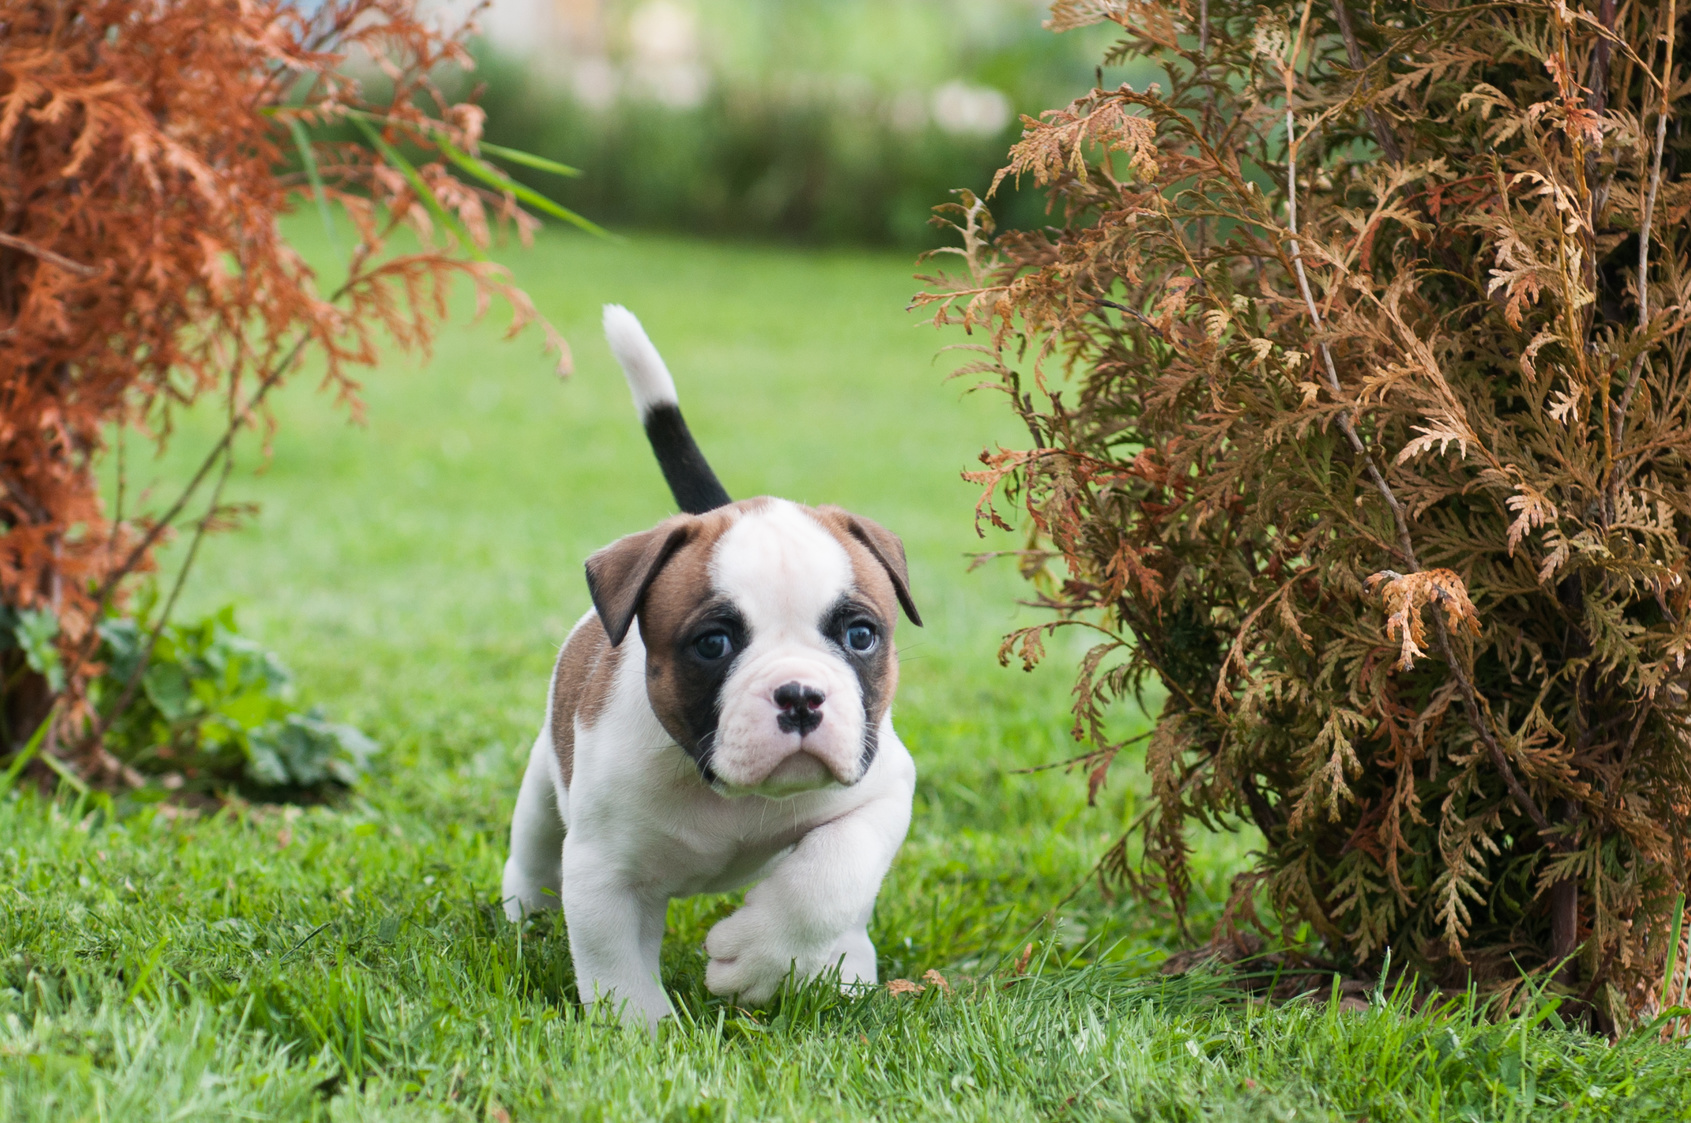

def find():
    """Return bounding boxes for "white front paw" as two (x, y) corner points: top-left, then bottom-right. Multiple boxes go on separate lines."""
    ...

(705, 909), (825, 1006)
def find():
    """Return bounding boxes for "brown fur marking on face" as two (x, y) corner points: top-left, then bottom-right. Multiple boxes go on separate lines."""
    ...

(815, 506), (921, 627)
(549, 616), (622, 787)
(572, 498), (915, 780)
(584, 517), (695, 646)
(635, 499), (767, 754)
(809, 506), (913, 729)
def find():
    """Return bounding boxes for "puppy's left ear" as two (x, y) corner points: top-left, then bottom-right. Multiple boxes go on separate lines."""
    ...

(818, 508), (922, 627)
(585, 518), (693, 646)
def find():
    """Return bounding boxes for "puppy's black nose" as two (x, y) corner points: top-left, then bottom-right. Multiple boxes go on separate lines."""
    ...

(773, 681), (824, 736)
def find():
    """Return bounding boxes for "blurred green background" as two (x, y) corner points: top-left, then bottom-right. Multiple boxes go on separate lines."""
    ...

(461, 0), (1149, 244)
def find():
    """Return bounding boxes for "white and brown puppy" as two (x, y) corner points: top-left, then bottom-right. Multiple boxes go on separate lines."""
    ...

(502, 306), (919, 1028)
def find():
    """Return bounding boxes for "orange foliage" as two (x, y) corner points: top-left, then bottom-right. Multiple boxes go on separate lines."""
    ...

(0, 0), (561, 769)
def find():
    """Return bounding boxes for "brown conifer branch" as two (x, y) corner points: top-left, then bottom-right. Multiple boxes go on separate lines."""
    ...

(1435, 614), (1555, 837)
(1282, 23), (1555, 843)
(1284, 104), (1415, 565)
(1330, 1), (1403, 164)
(1615, 6), (1676, 443)
(88, 333), (312, 611)
(1587, 0), (1617, 118)
(0, 232), (100, 278)
(77, 444), (237, 761)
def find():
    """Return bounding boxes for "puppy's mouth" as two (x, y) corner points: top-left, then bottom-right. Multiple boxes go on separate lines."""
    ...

(710, 747), (855, 798)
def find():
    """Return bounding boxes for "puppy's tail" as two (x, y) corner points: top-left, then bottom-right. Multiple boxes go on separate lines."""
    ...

(602, 305), (732, 515)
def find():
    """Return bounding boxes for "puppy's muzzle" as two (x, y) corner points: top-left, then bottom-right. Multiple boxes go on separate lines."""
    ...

(714, 653), (867, 793)
(773, 681), (824, 736)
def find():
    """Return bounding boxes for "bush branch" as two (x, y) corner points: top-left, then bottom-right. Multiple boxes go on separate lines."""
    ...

(1614, 9), (1676, 443)
(0, 232), (101, 278)
(1281, 34), (1555, 844)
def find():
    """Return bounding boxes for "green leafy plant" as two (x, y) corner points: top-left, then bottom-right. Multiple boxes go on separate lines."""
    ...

(90, 606), (375, 796)
(920, 0), (1691, 1028)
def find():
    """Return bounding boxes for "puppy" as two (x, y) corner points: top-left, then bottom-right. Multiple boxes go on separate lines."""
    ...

(502, 306), (919, 1028)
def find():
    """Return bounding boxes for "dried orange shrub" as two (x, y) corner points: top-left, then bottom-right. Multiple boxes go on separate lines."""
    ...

(0, 1), (561, 774)
(920, 0), (1691, 1025)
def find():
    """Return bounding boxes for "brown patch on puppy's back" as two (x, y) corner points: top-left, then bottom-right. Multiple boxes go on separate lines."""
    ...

(550, 617), (622, 787)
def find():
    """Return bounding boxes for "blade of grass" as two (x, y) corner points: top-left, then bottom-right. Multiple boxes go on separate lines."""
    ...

(477, 141), (581, 178)
(350, 117), (487, 262)
(288, 118), (343, 257)
(125, 937), (170, 1004)
(0, 709), (56, 793)
(1664, 892), (1686, 1011)
(437, 137), (615, 239)
(38, 744), (90, 795)
(338, 109), (606, 238)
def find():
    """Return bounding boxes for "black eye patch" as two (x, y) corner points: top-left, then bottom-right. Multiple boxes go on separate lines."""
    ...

(821, 598), (891, 770)
(822, 600), (882, 656)
(663, 603), (748, 777)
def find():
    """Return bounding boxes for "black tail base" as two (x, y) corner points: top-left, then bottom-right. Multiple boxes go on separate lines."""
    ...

(643, 404), (732, 515)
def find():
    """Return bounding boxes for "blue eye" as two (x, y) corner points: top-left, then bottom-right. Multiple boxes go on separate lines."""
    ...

(845, 623), (877, 653)
(693, 631), (733, 660)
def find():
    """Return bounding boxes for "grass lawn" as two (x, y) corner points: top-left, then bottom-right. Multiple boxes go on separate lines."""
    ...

(2, 229), (1688, 1120)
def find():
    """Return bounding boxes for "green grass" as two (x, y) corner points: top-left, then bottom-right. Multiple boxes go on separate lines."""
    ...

(2, 230), (1688, 1120)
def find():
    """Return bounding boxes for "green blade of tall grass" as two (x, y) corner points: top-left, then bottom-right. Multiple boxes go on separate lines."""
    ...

(350, 116), (487, 262)
(287, 118), (342, 257)
(436, 136), (614, 239)
(477, 141), (581, 178)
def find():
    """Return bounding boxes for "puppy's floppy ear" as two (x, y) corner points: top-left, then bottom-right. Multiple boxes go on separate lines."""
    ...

(585, 519), (693, 646)
(817, 507), (922, 627)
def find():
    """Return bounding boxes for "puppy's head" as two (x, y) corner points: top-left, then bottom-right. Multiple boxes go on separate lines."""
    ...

(585, 498), (920, 796)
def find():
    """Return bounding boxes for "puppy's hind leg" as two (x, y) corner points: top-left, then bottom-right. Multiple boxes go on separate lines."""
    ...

(502, 732), (566, 921)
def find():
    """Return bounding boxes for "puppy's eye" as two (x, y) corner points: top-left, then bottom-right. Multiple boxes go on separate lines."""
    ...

(845, 622), (878, 653)
(692, 631), (733, 660)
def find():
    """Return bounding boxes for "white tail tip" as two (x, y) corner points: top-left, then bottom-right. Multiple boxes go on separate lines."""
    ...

(602, 304), (678, 416)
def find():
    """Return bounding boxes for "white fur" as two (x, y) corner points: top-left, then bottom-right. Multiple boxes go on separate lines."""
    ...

(710, 503), (867, 792)
(602, 304), (678, 416)
(502, 504), (916, 1029)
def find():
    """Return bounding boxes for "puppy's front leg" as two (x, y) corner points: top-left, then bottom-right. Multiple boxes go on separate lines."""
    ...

(561, 837), (671, 1029)
(704, 791), (911, 1005)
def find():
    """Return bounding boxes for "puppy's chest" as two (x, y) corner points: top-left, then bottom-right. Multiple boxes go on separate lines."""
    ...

(583, 794), (817, 896)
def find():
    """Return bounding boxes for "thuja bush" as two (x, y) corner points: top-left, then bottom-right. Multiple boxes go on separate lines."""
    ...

(920, 0), (1691, 1026)
(0, 1), (566, 786)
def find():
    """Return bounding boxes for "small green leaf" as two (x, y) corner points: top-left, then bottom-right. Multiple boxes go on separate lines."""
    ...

(14, 609), (64, 692)
(477, 141), (581, 178)
(217, 690), (284, 730)
(143, 662), (193, 722)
